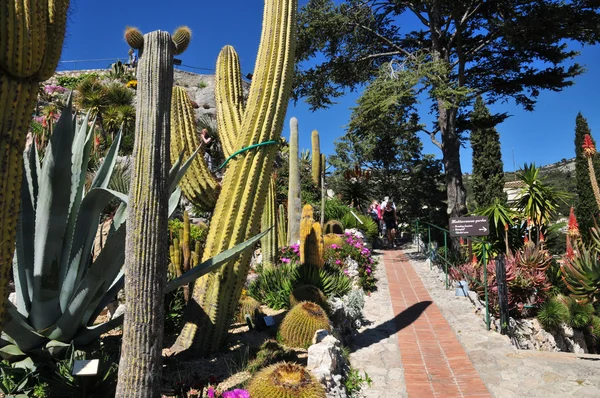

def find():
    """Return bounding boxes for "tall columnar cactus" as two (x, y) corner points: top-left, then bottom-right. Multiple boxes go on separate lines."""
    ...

(116, 28), (189, 397)
(300, 205), (324, 267)
(0, 0), (69, 330)
(172, 0), (297, 355)
(320, 153), (326, 226)
(171, 86), (219, 210)
(278, 203), (288, 248)
(311, 129), (321, 187)
(215, 45), (244, 159)
(288, 117), (301, 245)
(261, 175), (278, 269)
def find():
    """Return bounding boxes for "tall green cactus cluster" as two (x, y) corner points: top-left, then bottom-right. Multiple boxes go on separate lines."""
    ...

(311, 129), (321, 187)
(172, 0), (297, 355)
(261, 175), (278, 269)
(171, 86), (220, 210)
(116, 28), (190, 397)
(278, 203), (288, 248)
(169, 211), (202, 302)
(287, 117), (301, 245)
(0, 0), (70, 329)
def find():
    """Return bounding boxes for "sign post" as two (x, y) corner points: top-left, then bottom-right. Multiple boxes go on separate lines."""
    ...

(449, 216), (490, 237)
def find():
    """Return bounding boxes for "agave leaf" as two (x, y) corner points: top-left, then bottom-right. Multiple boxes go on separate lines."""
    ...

(90, 128), (123, 190)
(169, 186), (183, 217)
(165, 228), (270, 293)
(87, 270), (124, 325)
(59, 188), (128, 312)
(0, 344), (26, 358)
(30, 96), (78, 331)
(2, 303), (46, 352)
(73, 314), (124, 347)
(12, 357), (36, 372)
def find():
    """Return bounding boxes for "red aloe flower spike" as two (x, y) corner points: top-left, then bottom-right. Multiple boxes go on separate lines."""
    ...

(471, 254), (478, 265)
(459, 237), (464, 245)
(504, 223), (509, 231)
(568, 207), (580, 238)
(539, 231), (545, 242)
(524, 236), (529, 244)
(583, 134), (596, 158)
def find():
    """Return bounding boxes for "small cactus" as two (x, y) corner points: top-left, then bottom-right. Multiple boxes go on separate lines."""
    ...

(278, 204), (288, 248)
(247, 361), (326, 398)
(278, 301), (330, 349)
(236, 295), (263, 324)
(289, 285), (329, 312)
(324, 220), (344, 235)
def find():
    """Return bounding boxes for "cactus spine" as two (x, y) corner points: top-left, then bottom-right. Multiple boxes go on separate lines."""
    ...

(278, 301), (331, 349)
(171, 86), (219, 210)
(116, 28), (188, 397)
(287, 117), (301, 245)
(215, 45), (244, 159)
(171, 0), (297, 355)
(261, 175), (278, 269)
(300, 205), (324, 267)
(0, 0), (70, 329)
(278, 204), (288, 248)
(311, 129), (321, 187)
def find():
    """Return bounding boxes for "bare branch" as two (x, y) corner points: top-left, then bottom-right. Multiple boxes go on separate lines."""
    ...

(357, 51), (405, 62)
(349, 21), (415, 59)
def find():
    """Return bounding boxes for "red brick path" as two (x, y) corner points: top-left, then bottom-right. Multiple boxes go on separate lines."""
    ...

(383, 250), (491, 398)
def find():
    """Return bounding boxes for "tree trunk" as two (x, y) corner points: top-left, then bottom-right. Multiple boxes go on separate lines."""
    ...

(116, 30), (174, 398)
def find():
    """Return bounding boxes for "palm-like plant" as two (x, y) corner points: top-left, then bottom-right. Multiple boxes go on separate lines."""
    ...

(516, 164), (570, 228)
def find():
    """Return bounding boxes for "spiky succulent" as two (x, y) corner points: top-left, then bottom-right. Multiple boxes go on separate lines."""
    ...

(247, 362), (326, 398)
(236, 296), (263, 324)
(278, 301), (330, 349)
(323, 220), (344, 235)
(300, 205), (324, 268)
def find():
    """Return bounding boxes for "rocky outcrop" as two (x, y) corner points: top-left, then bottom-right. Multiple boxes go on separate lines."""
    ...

(308, 330), (348, 398)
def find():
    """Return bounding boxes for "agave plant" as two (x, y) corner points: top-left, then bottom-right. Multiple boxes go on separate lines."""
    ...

(561, 244), (600, 304)
(1, 97), (267, 357)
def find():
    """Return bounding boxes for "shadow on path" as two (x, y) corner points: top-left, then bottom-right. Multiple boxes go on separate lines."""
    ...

(352, 301), (432, 351)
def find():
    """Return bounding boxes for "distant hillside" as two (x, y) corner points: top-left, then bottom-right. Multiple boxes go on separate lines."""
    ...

(464, 158), (577, 216)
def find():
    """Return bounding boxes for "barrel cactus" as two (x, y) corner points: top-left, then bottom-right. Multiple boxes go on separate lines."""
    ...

(324, 220), (344, 235)
(0, 0), (70, 330)
(289, 285), (329, 313)
(278, 301), (330, 349)
(236, 295), (263, 324)
(171, 0), (297, 356)
(247, 361), (326, 398)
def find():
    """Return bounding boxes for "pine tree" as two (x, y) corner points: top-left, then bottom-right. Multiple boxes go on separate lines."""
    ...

(574, 113), (600, 239)
(470, 97), (506, 209)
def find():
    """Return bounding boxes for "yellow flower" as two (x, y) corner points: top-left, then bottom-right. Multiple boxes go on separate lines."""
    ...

(126, 80), (137, 88)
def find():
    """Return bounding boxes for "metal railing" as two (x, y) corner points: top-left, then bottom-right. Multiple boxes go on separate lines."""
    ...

(414, 220), (492, 330)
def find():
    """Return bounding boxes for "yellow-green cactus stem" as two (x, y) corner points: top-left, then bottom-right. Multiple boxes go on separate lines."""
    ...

(311, 129), (321, 187)
(299, 205), (324, 267)
(320, 153), (326, 226)
(323, 233), (344, 249)
(215, 45), (244, 159)
(277, 203), (288, 248)
(116, 29), (188, 397)
(0, 0), (70, 330)
(171, 0), (297, 356)
(287, 117), (301, 245)
(124, 27), (144, 49)
(170, 86), (219, 210)
(261, 175), (278, 269)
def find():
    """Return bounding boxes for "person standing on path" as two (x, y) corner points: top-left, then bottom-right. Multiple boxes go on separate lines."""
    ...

(369, 200), (382, 236)
(382, 200), (398, 248)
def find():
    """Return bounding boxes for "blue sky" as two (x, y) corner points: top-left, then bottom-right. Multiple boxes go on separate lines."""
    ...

(60, 0), (600, 173)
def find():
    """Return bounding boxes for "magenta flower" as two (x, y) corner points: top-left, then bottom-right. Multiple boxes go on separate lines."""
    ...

(366, 267), (372, 275)
(330, 244), (339, 250)
(44, 84), (67, 94)
(335, 259), (342, 265)
(207, 386), (215, 398)
(343, 269), (349, 275)
(281, 257), (290, 263)
(222, 389), (250, 398)
(354, 243), (362, 249)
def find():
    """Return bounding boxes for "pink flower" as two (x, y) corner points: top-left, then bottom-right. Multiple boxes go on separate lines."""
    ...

(207, 386), (215, 398)
(330, 244), (339, 250)
(281, 257), (290, 263)
(222, 389), (250, 398)
(335, 259), (342, 265)
(354, 243), (361, 249)
(366, 267), (372, 275)
(343, 269), (349, 275)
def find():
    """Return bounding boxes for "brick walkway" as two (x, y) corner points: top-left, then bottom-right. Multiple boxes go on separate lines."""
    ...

(384, 249), (491, 398)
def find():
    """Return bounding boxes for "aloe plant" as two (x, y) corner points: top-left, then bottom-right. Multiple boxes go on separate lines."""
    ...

(1, 97), (266, 356)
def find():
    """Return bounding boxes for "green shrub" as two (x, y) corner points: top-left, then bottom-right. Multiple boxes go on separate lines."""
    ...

(537, 297), (568, 330)
(57, 73), (99, 89)
(565, 297), (595, 329)
(590, 316), (600, 339)
(341, 213), (378, 240)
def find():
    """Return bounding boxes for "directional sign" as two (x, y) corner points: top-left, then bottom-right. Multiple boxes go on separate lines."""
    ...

(449, 216), (490, 237)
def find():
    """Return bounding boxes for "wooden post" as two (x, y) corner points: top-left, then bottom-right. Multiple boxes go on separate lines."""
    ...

(496, 255), (510, 335)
